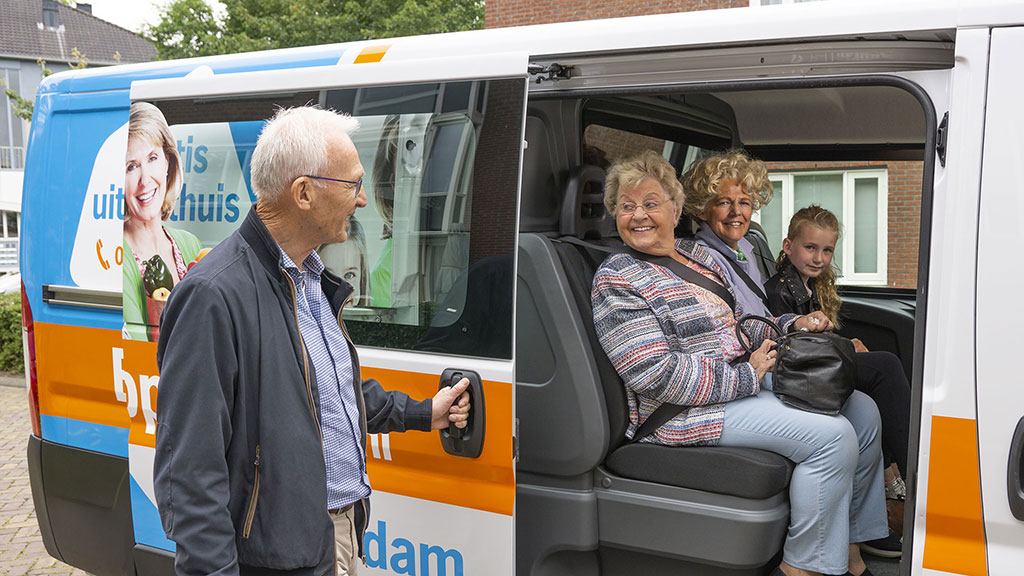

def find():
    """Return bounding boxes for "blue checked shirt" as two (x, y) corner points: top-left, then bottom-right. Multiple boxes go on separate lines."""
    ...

(279, 247), (371, 509)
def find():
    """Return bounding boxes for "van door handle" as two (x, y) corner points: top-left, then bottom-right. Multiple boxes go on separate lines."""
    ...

(438, 369), (485, 458)
(1009, 416), (1024, 521)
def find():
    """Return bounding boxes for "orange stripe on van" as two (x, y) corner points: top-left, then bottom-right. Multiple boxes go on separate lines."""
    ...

(35, 322), (514, 515)
(353, 45), (391, 64)
(362, 366), (514, 516)
(35, 322), (152, 441)
(922, 415), (988, 575)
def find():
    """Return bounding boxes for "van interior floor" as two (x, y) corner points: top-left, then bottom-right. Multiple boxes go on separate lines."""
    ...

(864, 554), (899, 575)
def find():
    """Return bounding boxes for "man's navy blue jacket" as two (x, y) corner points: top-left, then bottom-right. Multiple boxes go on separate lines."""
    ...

(155, 207), (432, 576)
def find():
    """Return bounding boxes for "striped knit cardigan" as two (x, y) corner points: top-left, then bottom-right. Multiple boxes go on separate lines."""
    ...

(591, 239), (798, 446)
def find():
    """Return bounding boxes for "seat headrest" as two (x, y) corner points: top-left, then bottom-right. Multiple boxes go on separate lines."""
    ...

(675, 211), (699, 238)
(560, 165), (614, 240)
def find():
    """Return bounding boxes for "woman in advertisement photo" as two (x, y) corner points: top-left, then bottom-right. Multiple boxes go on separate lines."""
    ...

(122, 102), (205, 342)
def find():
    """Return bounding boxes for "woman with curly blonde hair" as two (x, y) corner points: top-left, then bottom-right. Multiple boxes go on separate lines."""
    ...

(680, 150), (774, 316)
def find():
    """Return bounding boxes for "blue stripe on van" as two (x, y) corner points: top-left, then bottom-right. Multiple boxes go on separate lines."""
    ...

(130, 475), (176, 553)
(40, 415), (129, 458)
(39, 50), (346, 96)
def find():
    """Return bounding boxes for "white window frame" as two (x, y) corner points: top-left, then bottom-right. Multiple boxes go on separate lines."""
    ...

(756, 168), (888, 286)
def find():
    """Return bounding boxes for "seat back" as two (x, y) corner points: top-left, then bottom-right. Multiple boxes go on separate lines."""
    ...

(553, 165), (631, 452)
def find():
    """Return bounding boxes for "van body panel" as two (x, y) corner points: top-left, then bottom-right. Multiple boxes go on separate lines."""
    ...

(976, 25), (1024, 575)
(33, 1), (1024, 100)
(23, 2), (1024, 575)
(910, 26), (989, 576)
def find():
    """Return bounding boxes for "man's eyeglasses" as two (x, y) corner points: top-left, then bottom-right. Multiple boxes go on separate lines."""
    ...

(304, 175), (363, 197)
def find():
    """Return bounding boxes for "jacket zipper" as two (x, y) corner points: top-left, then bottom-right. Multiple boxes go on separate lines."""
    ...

(242, 445), (261, 538)
(284, 271), (323, 443)
(359, 499), (369, 566)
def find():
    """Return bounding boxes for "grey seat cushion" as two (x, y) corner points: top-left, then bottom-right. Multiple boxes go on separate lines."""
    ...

(605, 442), (794, 499)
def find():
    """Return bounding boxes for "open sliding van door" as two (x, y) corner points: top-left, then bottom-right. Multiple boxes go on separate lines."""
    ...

(975, 26), (1024, 576)
(124, 49), (529, 575)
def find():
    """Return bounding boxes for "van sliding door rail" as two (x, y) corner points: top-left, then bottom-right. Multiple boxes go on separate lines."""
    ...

(42, 284), (122, 311)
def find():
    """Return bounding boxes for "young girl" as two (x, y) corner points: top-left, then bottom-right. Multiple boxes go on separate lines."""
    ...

(765, 205), (843, 328)
(765, 205), (910, 557)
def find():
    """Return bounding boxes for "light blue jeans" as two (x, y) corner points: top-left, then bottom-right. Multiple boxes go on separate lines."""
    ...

(719, 388), (888, 574)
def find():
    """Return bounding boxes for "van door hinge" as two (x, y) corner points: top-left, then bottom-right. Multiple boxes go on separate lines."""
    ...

(936, 112), (949, 167)
(528, 63), (573, 84)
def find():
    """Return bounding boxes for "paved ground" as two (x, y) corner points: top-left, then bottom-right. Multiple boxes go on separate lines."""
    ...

(0, 379), (88, 575)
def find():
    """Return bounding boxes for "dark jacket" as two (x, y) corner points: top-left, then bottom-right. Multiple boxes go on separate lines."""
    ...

(154, 207), (432, 576)
(764, 261), (820, 317)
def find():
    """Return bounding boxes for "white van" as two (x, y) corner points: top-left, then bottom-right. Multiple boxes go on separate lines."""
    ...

(20, 0), (1024, 574)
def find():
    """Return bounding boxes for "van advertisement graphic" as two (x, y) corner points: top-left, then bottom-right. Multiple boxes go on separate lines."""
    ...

(120, 102), (256, 342)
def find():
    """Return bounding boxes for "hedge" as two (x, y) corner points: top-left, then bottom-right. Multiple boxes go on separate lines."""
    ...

(0, 292), (24, 373)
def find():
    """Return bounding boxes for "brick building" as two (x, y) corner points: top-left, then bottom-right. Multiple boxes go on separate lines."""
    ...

(487, 0), (923, 289)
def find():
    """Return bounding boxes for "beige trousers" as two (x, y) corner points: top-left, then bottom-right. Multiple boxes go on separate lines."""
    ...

(331, 505), (359, 576)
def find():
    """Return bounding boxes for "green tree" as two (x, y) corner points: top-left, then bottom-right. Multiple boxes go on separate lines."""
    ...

(143, 0), (225, 60)
(144, 0), (484, 60)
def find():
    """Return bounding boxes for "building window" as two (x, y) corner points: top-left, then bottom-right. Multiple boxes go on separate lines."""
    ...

(1, 67), (25, 170)
(3, 211), (18, 238)
(756, 169), (888, 286)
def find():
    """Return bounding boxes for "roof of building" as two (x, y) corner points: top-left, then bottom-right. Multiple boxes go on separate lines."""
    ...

(0, 1), (156, 66)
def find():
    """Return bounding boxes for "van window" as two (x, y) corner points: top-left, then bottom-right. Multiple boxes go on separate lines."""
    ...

(142, 78), (524, 359)
(580, 86), (925, 291)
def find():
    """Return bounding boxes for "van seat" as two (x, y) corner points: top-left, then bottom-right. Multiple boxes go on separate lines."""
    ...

(556, 164), (792, 501)
(605, 444), (791, 499)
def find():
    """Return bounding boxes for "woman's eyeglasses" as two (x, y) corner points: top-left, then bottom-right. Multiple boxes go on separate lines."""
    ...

(618, 199), (666, 215)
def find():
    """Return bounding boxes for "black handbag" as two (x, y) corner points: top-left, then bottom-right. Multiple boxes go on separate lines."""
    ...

(735, 315), (858, 415)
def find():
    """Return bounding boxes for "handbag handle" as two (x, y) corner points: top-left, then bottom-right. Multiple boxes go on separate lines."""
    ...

(734, 314), (785, 353)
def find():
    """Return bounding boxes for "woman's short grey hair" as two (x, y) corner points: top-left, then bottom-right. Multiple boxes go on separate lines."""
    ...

(250, 106), (360, 203)
(603, 150), (685, 217)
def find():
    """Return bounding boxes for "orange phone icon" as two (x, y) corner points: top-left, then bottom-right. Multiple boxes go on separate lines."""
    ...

(96, 239), (110, 270)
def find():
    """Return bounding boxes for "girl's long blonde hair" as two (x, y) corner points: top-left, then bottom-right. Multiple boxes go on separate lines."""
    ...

(776, 205), (842, 326)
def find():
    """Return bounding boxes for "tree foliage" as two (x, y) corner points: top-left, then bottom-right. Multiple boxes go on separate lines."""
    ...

(144, 0), (485, 60)
(1, 54), (86, 121)
(0, 293), (24, 374)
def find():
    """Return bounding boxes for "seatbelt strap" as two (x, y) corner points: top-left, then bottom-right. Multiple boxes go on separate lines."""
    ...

(556, 236), (735, 311)
(555, 236), (748, 443)
(712, 246), (771, 308)
(628, 345), (749, 443)
(630, 402), (687, 444)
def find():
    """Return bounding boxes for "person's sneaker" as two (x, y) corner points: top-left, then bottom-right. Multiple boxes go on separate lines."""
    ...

(860, 530), (902, 558)
(885, 476), (907, 500)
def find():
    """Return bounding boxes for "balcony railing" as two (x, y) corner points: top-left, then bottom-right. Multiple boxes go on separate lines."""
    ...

(1, 146), (25, 170)
(0, 237), (18, 273)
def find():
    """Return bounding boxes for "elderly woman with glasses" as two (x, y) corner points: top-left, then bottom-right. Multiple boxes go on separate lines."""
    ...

(591, 150), (887, 576)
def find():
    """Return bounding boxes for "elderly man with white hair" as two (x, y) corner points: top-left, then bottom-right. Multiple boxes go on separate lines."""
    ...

(154, 106), (471, 576)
